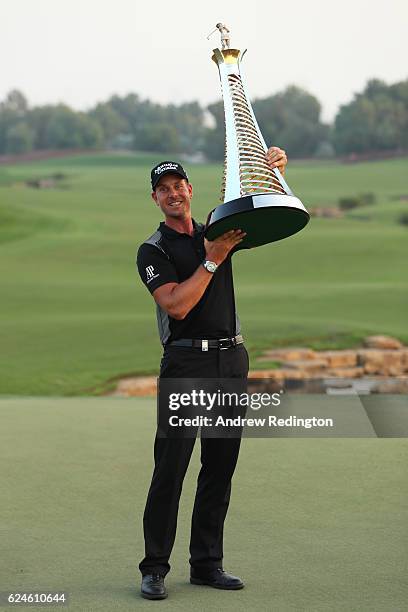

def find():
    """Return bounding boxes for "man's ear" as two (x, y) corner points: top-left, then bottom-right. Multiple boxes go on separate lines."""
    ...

(151, 191), (159, 206)
(187, 183), (193, 198)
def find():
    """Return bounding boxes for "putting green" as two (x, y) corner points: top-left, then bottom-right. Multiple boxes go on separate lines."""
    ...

(1, 397), (407, 611)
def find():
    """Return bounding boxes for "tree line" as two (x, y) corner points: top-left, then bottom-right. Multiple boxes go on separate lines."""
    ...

(0, 78), (407, 159)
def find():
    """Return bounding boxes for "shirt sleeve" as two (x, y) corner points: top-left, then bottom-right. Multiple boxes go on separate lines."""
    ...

(136, 243), (179, 294)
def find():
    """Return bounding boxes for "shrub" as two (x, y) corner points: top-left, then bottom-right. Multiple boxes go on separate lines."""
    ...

(338, 193), (376, 210)
(339, 197), (359, 210)
(398, 213), (408, 226)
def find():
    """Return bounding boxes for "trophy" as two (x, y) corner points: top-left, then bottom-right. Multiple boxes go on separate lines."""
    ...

(205, 25), (310, 250)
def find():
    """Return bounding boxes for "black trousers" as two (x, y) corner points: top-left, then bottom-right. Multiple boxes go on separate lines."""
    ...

(139, 343), (249, 576)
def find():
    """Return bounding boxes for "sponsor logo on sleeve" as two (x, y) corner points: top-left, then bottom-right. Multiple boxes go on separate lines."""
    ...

(146, 265), (160, 284)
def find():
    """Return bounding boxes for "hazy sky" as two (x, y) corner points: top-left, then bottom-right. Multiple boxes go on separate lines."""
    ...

(2, 0), (407, 121)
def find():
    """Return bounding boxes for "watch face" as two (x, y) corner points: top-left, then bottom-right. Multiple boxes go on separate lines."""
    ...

(205, 261), (217, 273)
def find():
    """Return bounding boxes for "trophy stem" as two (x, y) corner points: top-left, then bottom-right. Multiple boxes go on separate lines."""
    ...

(212, 48), (293, 203)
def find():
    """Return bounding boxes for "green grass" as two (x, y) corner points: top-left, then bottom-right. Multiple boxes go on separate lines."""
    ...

(0, 154), (407, 395)
(1, 397), (407, 611)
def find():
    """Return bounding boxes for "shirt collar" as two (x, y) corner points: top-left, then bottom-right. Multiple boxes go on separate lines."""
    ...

(159, 219), (204, 238)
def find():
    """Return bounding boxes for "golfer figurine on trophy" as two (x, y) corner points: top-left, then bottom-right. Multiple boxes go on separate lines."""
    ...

(205, 25), (310, 250)
(207, 23), (231, 49)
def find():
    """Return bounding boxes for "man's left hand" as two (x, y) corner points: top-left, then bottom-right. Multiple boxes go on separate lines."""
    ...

(266, 146), (287, 176)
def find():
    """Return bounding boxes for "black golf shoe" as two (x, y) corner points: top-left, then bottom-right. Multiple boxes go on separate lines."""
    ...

(141, 573), (168, 600)
(190, 568), (244, 590)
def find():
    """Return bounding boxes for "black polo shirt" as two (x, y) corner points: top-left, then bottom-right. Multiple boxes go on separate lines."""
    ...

(137, 219), (240, 345)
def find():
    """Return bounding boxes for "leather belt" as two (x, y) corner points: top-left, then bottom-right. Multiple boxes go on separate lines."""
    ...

(167, 334), (244, 351)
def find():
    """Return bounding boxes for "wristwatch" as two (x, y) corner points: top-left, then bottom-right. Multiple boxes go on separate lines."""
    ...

(202, 260), (218, 274)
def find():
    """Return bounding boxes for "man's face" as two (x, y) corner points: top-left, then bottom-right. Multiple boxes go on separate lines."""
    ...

(152, 173), (193, 220)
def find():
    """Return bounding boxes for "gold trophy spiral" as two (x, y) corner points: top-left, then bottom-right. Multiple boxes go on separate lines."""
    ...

(205, 25), (310, 249)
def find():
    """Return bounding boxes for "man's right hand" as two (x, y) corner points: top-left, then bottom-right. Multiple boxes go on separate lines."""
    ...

(204, 229), (246, 265)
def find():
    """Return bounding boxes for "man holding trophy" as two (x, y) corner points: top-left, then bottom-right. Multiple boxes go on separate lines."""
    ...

(136, 25), (307, 601)
(137, 147), (287, 600)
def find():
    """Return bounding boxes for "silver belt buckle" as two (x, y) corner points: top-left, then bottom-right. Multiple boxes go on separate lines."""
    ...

(219, 337), (230, 350)
(201, 339), (209, 352)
